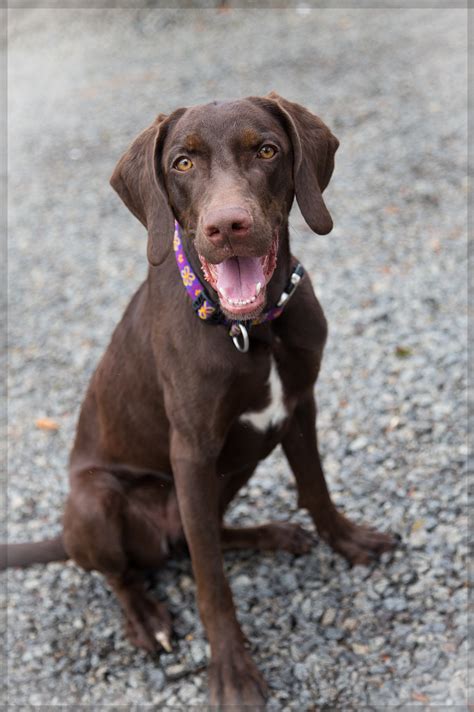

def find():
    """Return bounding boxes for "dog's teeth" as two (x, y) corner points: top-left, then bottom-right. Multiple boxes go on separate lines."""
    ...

(155, 631), (172, 652)
(226, 296), (259, 307)
(255, 281), (262, 297)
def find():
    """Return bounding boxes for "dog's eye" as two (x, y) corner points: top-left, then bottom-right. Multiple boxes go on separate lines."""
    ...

(173, 157), (194, 172)
(257, 145), (277, 160)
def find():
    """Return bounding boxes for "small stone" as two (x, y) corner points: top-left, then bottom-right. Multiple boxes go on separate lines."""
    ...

(342, 617), (358, 631)
(373, 578), (389, 595)
(324, 627), (345, 641)
(410, 528), (429, 548)
(179, 682), (198, 703)
(232, 574), (252, 590)
(349, 436), (369, 453)
(69, 147), (82, 160)
(180, 575), (194, 591)
(321, 608), (337, 626)
(10, 494), (24, 509)
(28, 694), (43, 705)
(293, 662), (309, 681)
(280, 572), (298, 592)
(300, 598), (313, 619)
(189, 639), (207, 666)
(165, 663), (186, 679)
(384, 596), (408, 612)
(147, 667), (166, 690)
(352, 643), (369, 655)
(370, 636), (386, 651)
(127, 671), (141, 688)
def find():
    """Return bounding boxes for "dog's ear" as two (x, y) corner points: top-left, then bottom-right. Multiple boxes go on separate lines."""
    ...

(110, 112), (181, 266)
(266, 91), (339, 235)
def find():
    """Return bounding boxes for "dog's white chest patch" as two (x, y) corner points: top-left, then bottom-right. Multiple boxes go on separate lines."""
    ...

(240, 358), (287, 432)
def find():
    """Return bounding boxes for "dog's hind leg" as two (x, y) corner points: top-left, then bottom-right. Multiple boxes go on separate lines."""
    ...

(221, 522), (314, 555)
(218, 464), (314, 555)
(63, 468), (173, 653)
(106, 571), (172, 653)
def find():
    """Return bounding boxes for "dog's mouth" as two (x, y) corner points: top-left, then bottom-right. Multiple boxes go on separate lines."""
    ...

(199, 234), (279, 319)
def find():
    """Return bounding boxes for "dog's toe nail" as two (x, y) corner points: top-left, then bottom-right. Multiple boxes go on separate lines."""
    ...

(155, 630), (172, 652)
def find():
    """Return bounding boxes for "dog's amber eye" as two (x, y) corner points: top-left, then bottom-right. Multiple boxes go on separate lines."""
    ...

(257, 145), (276, 160)
(174, 157), (193, 172)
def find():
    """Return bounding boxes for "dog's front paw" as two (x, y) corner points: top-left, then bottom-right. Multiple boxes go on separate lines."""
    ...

(319, 510), (400, 566)
(209, 646), (268, 710)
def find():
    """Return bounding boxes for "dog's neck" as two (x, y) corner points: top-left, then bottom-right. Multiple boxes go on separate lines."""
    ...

(181, 221), (292, 316)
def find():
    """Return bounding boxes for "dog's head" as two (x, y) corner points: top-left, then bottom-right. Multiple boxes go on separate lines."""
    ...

(111, 93), (338, 320)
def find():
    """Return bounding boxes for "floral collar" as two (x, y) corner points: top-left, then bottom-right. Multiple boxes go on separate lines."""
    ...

(173, 220), (304, 353)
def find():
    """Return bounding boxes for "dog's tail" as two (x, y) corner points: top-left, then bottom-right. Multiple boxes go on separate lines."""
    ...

(0, 534), (68, 570)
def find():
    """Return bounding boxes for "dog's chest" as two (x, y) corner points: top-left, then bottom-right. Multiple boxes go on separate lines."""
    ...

(239, 357), (287, 432)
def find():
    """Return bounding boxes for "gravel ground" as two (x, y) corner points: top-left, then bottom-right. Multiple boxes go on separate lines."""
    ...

(4, 8), (468, 710)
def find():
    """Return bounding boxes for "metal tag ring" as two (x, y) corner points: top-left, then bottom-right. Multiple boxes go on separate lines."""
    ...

(231, 323), (249, 353)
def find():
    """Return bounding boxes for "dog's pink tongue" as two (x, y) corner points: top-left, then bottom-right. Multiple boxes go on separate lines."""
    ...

(215, 256), (264, 300)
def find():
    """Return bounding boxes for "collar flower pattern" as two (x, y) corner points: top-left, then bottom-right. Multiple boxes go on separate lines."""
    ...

(181, 265), (195, 287)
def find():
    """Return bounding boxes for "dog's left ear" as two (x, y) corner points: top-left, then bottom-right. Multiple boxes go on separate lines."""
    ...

(110, 111), (184, 266)
(266, 92), (339, 235)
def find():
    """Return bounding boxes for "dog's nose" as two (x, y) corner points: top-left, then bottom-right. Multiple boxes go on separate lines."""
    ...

(203, 207), (253, 247)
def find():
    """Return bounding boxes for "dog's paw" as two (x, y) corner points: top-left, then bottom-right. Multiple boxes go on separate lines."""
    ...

(124, 596), (172, 654)
(264, 521), (315, 555)
(319, 510), (400, 566)
(209, 647), (268, 710)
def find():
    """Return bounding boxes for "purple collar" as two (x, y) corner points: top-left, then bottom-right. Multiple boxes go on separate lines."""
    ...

(173, 220), (304, 352)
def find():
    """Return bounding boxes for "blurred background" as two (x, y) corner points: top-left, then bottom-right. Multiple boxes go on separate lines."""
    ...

(5, 8), (467, 710)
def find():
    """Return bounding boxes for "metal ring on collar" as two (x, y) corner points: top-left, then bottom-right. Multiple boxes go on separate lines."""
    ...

(231, 323), (249, 353)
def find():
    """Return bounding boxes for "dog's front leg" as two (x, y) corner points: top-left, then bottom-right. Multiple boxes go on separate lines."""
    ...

(170, 430), (268, 710)
(283, 394), (399, 565)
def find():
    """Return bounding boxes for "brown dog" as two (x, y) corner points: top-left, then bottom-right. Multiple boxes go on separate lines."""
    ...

(4, 93), (398, 709)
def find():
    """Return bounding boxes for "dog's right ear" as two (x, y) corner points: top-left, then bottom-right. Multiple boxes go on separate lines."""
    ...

(110, 112), (182, 266)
